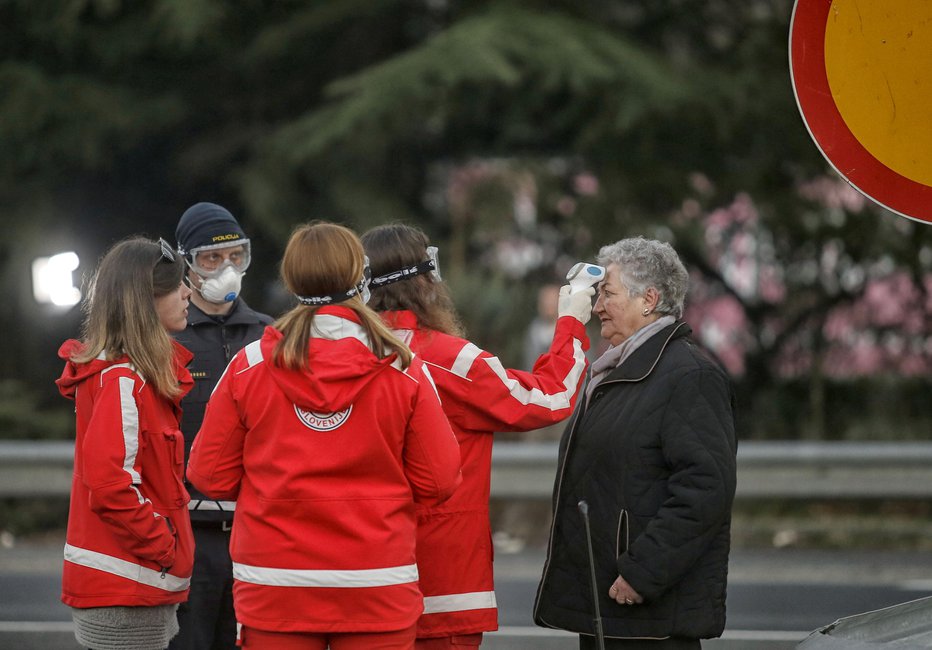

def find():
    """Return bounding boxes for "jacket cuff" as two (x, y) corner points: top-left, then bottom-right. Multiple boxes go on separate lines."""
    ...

(617, 554), (660, 601)
(555, 316), (590, 351)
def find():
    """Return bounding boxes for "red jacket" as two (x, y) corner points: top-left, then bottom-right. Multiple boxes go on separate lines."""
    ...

(382, 311), (589, 638)
(187, 306), (462, 634)
(55, 339), (194, 609)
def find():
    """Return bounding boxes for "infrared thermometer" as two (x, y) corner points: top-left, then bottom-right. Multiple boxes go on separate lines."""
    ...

(566, 262), (605, 294)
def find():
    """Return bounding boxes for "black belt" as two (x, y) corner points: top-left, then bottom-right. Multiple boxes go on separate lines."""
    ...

(191, 519), (233, 532)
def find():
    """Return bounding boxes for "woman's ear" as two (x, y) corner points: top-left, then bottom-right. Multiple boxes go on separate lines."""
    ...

(643, 287), (660, 312)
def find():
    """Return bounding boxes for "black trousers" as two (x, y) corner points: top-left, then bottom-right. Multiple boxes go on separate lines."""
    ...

(579, 635), (701, 650)
(169, 523), (236, 650)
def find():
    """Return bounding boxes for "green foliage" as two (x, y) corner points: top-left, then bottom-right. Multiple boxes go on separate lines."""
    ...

(0, 0), (928, 443)
(446, 267), (539, 370)
(269, 5), (691, 164)
(0, 497), (69, 537)
(732, 500), (932, 550)
(0, 380), (73, 440)
(0, 62), (184, 180)
(746, 377), (932, 441)
(150, 0), (227, 48)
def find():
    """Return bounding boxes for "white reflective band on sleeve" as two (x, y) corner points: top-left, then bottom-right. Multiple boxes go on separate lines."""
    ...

(420, 363), (440, 398)
(450, 343), (482, 378)
(232, 562), (418, 588)
(188, 500), (237, 511)
(64, 543), (190, 592)
(481, 338), (586, 411)
(221, 340), (263, 396)
(423, 590), (498, 614)
(118, 376), (143, 488)
(243, 340), (264, 368)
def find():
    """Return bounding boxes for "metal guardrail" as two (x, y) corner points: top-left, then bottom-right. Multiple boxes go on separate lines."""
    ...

(489, 440), (932, 500)
(4, 439), (932, 500)
(0, 441), (75, 498)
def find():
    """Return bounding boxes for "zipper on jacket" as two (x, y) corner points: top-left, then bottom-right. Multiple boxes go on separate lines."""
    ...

(219, 325), (233, 363)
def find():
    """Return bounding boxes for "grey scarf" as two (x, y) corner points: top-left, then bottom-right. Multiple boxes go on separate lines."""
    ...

(585, 315), (676, 405)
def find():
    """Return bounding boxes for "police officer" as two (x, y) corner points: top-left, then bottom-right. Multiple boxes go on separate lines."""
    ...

(169, 202), (273, 650)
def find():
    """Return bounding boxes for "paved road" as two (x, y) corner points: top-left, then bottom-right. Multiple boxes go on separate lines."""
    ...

(3, 534), (932, 648)
(493, 543), (932, 630)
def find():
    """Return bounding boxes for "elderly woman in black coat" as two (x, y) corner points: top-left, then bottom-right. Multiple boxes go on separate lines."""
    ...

(534, 237), (737, 650)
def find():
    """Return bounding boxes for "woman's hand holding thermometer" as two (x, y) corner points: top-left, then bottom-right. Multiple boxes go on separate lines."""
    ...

(558, 262), (604, 324)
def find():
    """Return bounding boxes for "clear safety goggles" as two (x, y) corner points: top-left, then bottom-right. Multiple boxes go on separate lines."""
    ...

(184, 240), (251, 278)
(370, 246), (441, 288)
(426, 246), (441, 282)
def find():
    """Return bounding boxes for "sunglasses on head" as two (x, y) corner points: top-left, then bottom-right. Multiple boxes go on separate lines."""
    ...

(157, 238), (176, 263)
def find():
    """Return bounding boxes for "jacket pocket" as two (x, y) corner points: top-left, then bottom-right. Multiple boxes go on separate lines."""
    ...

(144, 428), (188, 509)
(165, 513), (195, 581)
(616, 509), (629, 557)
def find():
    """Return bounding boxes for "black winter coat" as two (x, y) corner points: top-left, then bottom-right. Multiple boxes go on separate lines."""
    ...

(172, 299), (273, 522)
(534, 321), (737, 641)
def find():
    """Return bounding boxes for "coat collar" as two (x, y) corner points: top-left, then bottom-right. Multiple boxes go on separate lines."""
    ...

(186, 298), (265, 327)
(600, 320), (691, 383)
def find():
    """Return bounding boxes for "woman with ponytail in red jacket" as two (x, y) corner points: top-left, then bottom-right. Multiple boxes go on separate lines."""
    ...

(188, 222), (462, 650)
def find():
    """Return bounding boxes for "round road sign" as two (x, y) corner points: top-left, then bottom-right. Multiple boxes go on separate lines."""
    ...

(790, 0), (932, 224)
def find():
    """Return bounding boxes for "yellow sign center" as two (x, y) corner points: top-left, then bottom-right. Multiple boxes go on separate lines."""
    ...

(824, 0), (932, 185)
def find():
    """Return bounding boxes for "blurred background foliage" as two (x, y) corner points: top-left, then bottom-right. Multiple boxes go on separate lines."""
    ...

(1, 0), (930, 442)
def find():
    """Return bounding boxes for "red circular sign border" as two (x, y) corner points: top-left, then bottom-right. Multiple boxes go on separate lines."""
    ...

(790, 0), (932, 224)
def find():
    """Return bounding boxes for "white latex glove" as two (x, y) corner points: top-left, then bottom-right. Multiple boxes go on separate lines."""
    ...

(557, 284), (595, 325)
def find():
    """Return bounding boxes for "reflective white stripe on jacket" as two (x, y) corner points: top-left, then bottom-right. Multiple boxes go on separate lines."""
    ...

(65, 543), (190, 592)
(55, 339), (195, 610)
(423, 591), (498, 614)
(381, 310), (589, 638)
(233, 562), (418, 588)
(186, 307), (462, 634)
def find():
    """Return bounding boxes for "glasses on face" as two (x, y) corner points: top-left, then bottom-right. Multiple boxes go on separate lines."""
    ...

(157, 238), (176, 263)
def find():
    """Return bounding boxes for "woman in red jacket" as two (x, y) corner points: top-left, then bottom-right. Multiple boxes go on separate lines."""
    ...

(187, 222), (462, 650)
(56, 237), (195, 650)
(361, 223), (593, 649)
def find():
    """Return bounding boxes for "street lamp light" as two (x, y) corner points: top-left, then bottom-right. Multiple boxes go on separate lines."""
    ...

(32, 252), (81, 307)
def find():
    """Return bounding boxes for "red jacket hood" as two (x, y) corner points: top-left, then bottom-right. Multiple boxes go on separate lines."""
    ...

(259, 307), (399, 413)
(381, 310), (418, 330)
(56, 339), (115, 400)
(56, 338), (193, 403)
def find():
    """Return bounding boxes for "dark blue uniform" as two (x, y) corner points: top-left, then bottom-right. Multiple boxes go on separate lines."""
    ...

(170, 299), (272, 650)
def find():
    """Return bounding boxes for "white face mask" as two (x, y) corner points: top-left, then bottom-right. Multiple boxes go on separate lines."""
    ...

(197, 265), (244, 303)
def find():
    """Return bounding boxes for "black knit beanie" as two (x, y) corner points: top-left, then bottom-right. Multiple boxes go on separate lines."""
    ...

(176, 202), (247, 254)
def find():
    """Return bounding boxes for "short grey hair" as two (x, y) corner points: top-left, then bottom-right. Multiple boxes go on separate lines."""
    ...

(596, 236), (689, 318)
